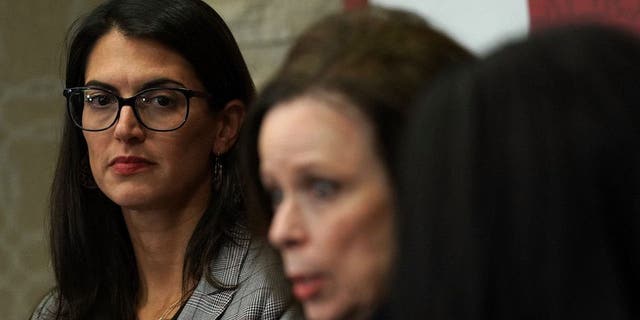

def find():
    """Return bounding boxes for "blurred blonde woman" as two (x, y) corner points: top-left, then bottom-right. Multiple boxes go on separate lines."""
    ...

(243, 7), (472, 320)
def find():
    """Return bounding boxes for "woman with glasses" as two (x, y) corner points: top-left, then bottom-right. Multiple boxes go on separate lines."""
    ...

(30, 0), (297, 319)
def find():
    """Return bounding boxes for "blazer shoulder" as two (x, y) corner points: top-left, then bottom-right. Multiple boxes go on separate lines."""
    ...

(223, 237), (303, 320)
(30, 290), (59, 320)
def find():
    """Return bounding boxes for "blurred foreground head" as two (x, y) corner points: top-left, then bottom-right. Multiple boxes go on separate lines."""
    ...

(243, 6), (472, 320)
(396, 24), (640, 320)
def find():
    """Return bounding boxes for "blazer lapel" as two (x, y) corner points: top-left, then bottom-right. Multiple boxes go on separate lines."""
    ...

(178, 226), (252, 320)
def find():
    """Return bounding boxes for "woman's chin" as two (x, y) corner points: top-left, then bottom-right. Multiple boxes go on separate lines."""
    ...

(303, 299), (371, 320)
(303, 303), (339, 320)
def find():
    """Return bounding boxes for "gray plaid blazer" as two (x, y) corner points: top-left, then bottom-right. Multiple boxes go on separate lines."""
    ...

(31, 226), (302, 320)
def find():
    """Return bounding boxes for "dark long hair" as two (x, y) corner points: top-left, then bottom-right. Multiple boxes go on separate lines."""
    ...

(241, 6), (473, 234)
(50, 0), (254, 318)
(395, 25), (640, 319)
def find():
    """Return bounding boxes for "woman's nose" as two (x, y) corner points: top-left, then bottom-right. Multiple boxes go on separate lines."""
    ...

(113, 106), (146, 143)
(268, 196), (307, 250)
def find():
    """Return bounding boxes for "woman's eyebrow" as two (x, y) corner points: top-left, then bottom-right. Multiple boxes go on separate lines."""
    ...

(84, 80), (117, 92)
(83, 78), (187, 94)
(139, 78), (186, 91)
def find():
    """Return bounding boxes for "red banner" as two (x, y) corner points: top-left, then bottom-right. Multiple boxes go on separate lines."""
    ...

(529, 0), (640, 34)
(344, 0), (368, 11)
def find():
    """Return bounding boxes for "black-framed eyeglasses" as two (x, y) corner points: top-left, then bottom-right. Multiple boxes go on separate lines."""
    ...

(63, 87), (210, 132)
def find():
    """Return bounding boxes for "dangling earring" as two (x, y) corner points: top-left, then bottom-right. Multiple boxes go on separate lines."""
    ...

(212, 152), (223, 190)
(80, 155), (98, 189)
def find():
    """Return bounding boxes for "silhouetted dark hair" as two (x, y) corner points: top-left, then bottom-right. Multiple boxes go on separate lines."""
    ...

(242, 6), (473, 234)
(49, 0), (254, 319)
(395, 25), (640, 320)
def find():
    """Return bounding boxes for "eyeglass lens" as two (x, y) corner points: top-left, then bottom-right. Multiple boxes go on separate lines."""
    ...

(67, 88), (188, 131)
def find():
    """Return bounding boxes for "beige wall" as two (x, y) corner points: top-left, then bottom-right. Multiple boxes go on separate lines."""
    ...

(0, 1), (339, 319)
(0, 1), (103, 318)
(212, 1), (341, 89)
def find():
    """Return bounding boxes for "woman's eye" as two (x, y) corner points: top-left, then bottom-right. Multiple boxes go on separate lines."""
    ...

(140, 91), (180, 108)
(142, 95), (177, 107)
(154, 95), (174, 107)
(268, 188), (283, 208)
(86, 94), (115, 107)
(310, 179), (339, 200)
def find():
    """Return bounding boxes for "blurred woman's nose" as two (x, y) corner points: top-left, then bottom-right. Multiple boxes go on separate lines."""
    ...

(268, 196), (307, 250)
(113, 106), (146, 143)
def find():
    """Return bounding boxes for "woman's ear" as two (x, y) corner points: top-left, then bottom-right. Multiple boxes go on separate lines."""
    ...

(213, 99), (246, 154)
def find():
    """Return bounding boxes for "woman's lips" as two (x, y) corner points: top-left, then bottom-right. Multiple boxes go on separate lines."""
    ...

(289, 274), (325, 301)
(110, 156), (154, 175)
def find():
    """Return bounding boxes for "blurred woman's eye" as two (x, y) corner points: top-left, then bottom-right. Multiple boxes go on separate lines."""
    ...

(309, 179), (339, 200)
(267, 187), (283, 208)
